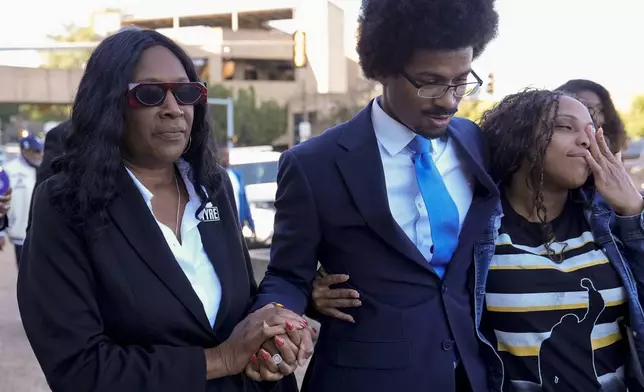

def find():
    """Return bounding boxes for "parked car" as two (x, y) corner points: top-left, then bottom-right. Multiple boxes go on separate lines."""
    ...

(229, 146), (281, 247)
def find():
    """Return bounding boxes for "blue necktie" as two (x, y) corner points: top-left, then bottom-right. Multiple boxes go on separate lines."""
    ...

(409, 135), (460, 279)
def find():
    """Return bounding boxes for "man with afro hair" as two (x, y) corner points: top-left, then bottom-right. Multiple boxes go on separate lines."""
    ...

(250, 1), (500, 391)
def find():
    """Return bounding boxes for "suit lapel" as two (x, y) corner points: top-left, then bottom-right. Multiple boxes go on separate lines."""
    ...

(336, 103), (432, 272)
(199, 217), (233, 337)
(442, 118), (500, 278)
(108, 169), (215, 336)
(447, 118), (498, 198)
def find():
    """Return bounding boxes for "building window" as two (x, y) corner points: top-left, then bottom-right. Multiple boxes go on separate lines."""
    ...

(244, 65), (258, 80)
(222, 59), (295, 81)
(222, 61), (236, 80)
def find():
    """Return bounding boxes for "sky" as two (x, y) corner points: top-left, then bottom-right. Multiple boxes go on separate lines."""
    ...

(0, 0), (642, 109)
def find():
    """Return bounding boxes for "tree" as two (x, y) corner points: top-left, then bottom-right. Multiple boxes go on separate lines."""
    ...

(19, 23), (98, 122)
(314, 81), (377, 135)
(456, 99), (495, 123)
(624, 95), (644, 138)
(315, 102), (363, 133)
(18, 105), (71, 123)
(208, 84), (287, 146)
(208, 84), (233, 143)
(43, 24), (99, 70)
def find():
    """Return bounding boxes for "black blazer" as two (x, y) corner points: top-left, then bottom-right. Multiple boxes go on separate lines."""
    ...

(17, 166), (297, 392)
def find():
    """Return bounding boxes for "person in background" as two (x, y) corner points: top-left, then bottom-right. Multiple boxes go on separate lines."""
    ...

(16, 28), (308, 392)
(35, 119), (71, 189)
(25, 120), (71, 232)
(219, 145), (255, 235)
(0, 135), (43, 265)
(557, 79), (627, 155)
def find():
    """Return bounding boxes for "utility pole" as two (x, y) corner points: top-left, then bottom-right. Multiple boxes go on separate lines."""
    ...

(207, 98), (235, 148)
(292, 30), (310, 146)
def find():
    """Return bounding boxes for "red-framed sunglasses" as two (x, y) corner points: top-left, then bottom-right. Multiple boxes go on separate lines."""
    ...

(127, 81), (207, 108)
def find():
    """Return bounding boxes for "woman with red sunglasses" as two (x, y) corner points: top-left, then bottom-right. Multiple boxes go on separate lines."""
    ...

(16, 28), (310, 392)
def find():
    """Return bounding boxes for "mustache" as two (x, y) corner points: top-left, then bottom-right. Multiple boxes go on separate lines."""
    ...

(422, 108), (458, 117)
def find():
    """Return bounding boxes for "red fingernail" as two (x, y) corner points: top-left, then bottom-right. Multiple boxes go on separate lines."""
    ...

(275, 336), (285, 346)
(286, 321), (294, 330)
(251, 354), (258, 364)
(302, 318), (309, 325)
(260, 349), (271, 360)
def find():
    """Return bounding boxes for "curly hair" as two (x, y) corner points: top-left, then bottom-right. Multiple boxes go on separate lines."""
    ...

(356, 0), (499, 79)
(480, 88), (574, 261)
(51, 29), (221, 232)
(556, 79), (626, 153)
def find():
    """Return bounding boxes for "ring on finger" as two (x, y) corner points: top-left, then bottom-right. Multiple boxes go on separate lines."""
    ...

(272, 353), (283, 365)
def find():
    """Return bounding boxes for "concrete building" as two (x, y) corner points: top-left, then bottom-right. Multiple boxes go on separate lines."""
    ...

(0, 0), (375, 144)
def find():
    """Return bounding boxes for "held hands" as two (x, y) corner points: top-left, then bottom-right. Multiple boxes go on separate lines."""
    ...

(244, 305), (316, 382)
(584, 126), (644, 216)
(206, 304), (307, 379)
(242, 265), (363, 382)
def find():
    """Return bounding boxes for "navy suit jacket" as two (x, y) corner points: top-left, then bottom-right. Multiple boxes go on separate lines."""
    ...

(253, 102), (500, 392)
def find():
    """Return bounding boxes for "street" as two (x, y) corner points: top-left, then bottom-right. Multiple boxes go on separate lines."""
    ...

(0, 245), (49, 392)
(0, 246), (311, 391)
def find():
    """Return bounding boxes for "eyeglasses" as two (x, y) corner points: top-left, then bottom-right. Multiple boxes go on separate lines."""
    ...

(401, 71), (482, 99)
(127, 82), (207, 108)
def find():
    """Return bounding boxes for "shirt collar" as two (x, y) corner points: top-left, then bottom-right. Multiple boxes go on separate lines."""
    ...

(125, 159), (203, 231)
(125, 166), (153, 205)
(371, 97), (452, 157)
(371, 97), (416, 156)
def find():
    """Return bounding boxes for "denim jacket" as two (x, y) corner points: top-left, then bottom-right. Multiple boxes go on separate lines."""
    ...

(472, 188), (644, 392)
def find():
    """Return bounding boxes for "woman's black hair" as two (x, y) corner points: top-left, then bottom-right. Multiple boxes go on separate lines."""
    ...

(51, 29), (221, 231)
(480, 88), (577, 260)
(556, 79), (626, 153)
(356, 0), (499, 79)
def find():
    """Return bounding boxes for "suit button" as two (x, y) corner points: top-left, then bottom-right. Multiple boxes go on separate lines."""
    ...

(442, 339), (454, 351)
(441, 285), (448, 293)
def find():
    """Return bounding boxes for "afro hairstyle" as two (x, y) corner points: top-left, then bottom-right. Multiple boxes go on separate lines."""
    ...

(356, 0), (499, 79)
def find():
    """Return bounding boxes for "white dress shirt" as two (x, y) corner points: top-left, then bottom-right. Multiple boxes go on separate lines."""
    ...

(371, 98), (474, 261)
(126, 161), (222, 327)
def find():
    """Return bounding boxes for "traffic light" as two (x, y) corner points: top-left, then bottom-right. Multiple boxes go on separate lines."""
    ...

(292, 30), (307, 68)
(486, 72), (495, 95)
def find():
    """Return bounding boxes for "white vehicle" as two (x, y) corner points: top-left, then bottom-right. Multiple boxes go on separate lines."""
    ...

(229, 146), (281, 247)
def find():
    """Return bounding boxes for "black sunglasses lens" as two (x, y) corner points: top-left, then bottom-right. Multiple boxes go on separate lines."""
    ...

(135, 85), (166, 106)
(174, 84), (203, 105)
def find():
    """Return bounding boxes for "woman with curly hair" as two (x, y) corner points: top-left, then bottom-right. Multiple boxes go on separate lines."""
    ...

(476, 90), (644, 391)
(313, 89), (644, 391)
(15, 28), (310, 392)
